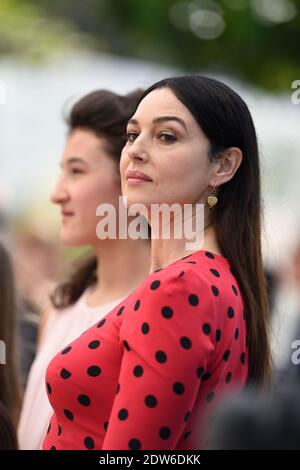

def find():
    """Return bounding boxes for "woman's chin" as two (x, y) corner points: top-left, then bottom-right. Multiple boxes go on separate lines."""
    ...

(60, 231), (88, 247)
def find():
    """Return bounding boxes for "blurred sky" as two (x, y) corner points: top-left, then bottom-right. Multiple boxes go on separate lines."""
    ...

(0, 49), (299, 267)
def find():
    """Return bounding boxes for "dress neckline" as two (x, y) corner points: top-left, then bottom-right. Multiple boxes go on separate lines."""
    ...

(151, 249), (230, 274)
(79, 289), (125, 312)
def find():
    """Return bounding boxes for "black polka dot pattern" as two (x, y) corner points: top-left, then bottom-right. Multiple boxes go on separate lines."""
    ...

(117, 306), (125, 316)
(61, 346), (72, 355)
(141, 322), (150, 334)
(129, 439), (141, 450)
(188, 294), (199, 306)
(133, 365), (143, 377)
(60, 368), (71, 379)
(206, 392), (215, 403)
(159, 427), (171, 440)
(223, 350), (231, 362)
(240, 352), (246, 364)
(210, 269), (220, 278)
(211, 285), (219, 296)
(173, 382), (185, 395)
(180, 336), (192, 349)
(161, 306), (173, 319)
(227, 307), (234, 319)
(145, 395), (157, 408)
(150, 280), (161, 290)
(84, 437), (94, 449)
(123, 340), (131, 352)
(225, 372), (232, 384)
(97, 319), (106, 328)
(202, 323), (211, 336)
(87, 366), (101, 377)
(118, 408), (128, 421)
(42, 249), (248, 451)
(63, 409), (74, 421)
(155, 351), (167, 363)
(78, 394), (91, 406)
(202, 372), (211, 382)
(232, 285), (238, 296)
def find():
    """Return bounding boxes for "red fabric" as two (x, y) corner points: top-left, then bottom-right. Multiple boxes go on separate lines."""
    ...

(42, 250), (248, 450)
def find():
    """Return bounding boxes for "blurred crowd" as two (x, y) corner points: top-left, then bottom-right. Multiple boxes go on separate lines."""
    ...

(0, 217), (60, 449)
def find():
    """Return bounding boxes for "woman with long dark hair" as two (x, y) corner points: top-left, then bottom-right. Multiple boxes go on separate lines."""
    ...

(42, 75), (271, 450)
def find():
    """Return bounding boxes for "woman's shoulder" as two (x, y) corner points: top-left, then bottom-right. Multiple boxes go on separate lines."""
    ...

(146, 250), (234, 292)
(124, 250), (244, 325)
(37, 291), (92, 349)
(119, 250), (240, 344)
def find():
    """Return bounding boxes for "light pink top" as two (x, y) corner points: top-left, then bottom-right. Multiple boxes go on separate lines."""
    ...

(18, 290), (124, 450)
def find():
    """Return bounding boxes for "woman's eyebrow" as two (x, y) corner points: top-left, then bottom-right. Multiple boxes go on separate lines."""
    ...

(128, 116), (188, 132)
(60, 157), (87, 168)
(153, 116), (188, 132)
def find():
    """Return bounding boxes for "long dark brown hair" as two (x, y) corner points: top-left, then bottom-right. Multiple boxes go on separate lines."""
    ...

(137, 75), (271, 387)
(0, 402), (18, 450)
(0, 241), (21, 427)
(51, 89), (143, 309)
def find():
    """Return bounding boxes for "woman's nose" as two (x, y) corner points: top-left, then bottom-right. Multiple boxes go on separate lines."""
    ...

(127, 137), (149, 163)
(50, 180), (69, 204)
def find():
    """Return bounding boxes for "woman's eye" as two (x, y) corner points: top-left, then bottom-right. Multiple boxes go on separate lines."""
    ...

(126, 132), (139, 143)
(159, 133), (177, 143)
(70, 168), (84, 175)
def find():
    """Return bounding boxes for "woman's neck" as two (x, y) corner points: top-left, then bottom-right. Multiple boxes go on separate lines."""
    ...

(149, 223), (223, 273)
(86, 238), (150, 307)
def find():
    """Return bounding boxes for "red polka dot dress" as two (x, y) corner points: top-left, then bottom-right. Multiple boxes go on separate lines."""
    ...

(42, 250), (248, 450)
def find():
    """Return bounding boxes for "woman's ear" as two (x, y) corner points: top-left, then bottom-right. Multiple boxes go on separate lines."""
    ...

(210, 147), (243, 187)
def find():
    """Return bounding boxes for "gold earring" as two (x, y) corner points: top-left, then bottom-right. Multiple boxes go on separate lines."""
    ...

(207, 187), (218, 208)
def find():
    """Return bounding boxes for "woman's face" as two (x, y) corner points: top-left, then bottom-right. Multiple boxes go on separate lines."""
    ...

(51, 128), (121, 246)
(120, 87), (214, 212)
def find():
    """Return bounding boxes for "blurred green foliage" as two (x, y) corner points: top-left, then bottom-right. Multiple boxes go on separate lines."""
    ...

(0, 0), (94, 60)
(1, 0), (299, 90)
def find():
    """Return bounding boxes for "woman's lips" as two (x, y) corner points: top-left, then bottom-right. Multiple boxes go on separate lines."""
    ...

(126, 170), (152, 184)
(61, 211), (74, 220)
(127, 177), (152, 185)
